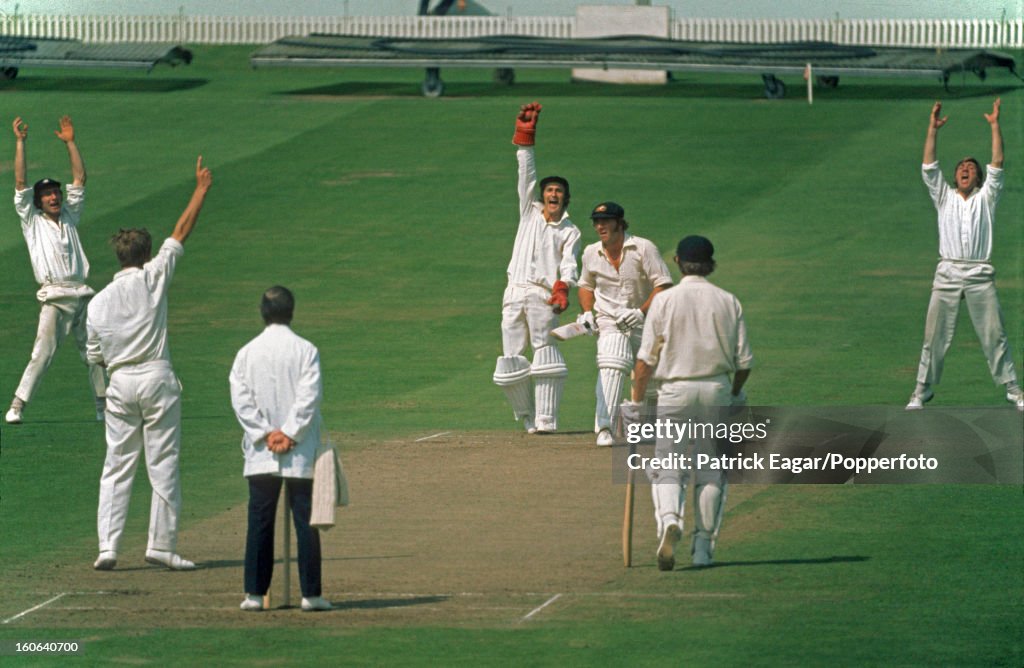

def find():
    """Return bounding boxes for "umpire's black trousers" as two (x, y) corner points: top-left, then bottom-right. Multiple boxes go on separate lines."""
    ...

(244, 474), (322, 598)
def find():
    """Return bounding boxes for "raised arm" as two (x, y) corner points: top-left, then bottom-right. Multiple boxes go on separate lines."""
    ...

(514, 102), (542, 215)
(53, 116), (86, 186)
(984, 98), (1003, 168)
(171, 156), (213, 244)
(923, 101), (947, 165)
(12, 117), (27, 191)
(512, 101), (540, 147)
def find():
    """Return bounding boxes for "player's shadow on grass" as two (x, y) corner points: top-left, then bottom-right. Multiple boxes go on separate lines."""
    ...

(682, 555), (869, 570)
(199, 555), (414, 570)
(330, 595), (449, 611)
(0, 76), (208, 93)
(277, 79), (1019, 101)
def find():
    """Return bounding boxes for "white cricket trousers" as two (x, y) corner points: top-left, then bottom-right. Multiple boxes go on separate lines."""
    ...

(97, 361), (183, 554)
(649, 376), (731, 541)
(500, 285), (559, 355)
(15, 295), (106, 403)
(915, 260), (1018, 387)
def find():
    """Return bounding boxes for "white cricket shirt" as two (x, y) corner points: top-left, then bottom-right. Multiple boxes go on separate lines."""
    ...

(506, 147), (581, 291)
(86, 238), (182, 371)
(14, 185), (89, 285)
(637, 275), (753, 381)
(921, 162), (1003, 262)
(578, 233), (672, 318)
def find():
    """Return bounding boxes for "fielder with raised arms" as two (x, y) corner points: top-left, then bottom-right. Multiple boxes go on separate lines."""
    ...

(493, 102), (581, 434)
(87, 157), (212, 572)
(577, 201), (672, 446)
(6, 115), (107, 425)
(906, 98), (1023, 411)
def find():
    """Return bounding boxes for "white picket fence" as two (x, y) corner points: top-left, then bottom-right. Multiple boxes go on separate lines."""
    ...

(0, 14), (1020, 48)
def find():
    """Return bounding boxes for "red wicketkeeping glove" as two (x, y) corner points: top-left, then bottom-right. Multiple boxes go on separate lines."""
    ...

(548, 280), (569, 312)
(512, 101), (542, 146)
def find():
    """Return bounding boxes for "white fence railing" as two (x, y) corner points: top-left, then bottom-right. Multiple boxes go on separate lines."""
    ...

(669, 17), (1024, 48)
(0, 14), (1020, 48)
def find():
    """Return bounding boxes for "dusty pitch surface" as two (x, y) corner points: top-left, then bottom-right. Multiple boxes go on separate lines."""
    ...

(5, 431), (764, 629)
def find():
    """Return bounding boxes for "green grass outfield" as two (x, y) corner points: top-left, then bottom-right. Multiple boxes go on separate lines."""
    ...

(0, 45), (1022, 665)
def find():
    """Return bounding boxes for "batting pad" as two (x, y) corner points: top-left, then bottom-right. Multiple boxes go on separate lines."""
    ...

(493, 355), (534, 419)
(530, 345), (568, 378)
(596, 331), (633, 372)
(532, 346), (567, 426)
(595, 332), (634, 432)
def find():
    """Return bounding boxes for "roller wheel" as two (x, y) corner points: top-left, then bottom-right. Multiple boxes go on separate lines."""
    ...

(422, 68), (445, 97)
(762, 74), (786, 99)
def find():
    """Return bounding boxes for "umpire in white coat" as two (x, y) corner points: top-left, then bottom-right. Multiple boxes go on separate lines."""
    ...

(230, 286), (331, 612)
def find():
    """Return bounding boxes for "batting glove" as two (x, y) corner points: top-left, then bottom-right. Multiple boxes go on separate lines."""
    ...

(512, 101), (542, 146)
(576, 311), (596, 331)
(615, 308), (645, 332)
(547, 280), (569, 312)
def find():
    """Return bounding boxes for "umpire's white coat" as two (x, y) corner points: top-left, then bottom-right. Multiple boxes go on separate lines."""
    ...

(229, 324), (322, 479)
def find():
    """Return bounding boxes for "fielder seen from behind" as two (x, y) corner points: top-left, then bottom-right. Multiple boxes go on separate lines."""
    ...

(577, 201), (673, 446)
(6, 115), (107, 425)
(906, 98), (1023, 411)
(87, 157), (212, 572)
(630, 236), (752, 570)
(230, 286), (331, 613)
(493, 102), (581, 434)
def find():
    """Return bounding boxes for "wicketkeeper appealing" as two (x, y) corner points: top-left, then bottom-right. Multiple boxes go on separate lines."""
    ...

(631, 236), (752, 570)
(6, 115), (107, 424)
(577, 201), (672, 446)
(493, 102), (581, 434)
(906, 98), (1023, 411)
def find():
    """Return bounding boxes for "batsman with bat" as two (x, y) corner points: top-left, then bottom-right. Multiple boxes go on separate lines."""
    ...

(492, 102), (581, 434)
(630, 235), (752, 570)
(576, 201), (672, 447)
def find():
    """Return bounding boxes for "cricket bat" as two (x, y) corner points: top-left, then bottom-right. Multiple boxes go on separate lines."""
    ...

(623, 465), (635, 567)
(551, 321), (594, 341)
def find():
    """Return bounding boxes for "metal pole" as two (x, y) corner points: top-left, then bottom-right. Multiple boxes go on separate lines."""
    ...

(806, 62), (813, 105)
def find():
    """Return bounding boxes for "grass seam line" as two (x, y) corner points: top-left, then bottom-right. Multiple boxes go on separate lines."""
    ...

(2, 593), (67, 625)
(519, 593), (562, 623)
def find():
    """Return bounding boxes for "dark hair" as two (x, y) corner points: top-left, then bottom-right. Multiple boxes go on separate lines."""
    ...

(261, 285), (295, 325)
(955, 156), (981, 172)
(955, 157), (984, 189)
(110, 228), (152, 268)
(539, 175), (571, 206)
(678, 260), (716, 277)
(33, 178), (62, 209)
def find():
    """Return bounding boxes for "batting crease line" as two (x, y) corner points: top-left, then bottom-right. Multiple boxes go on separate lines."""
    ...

(2, 593), (67, 624)
(414, 431), (452, 442)
(519, 593), (562, 623)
